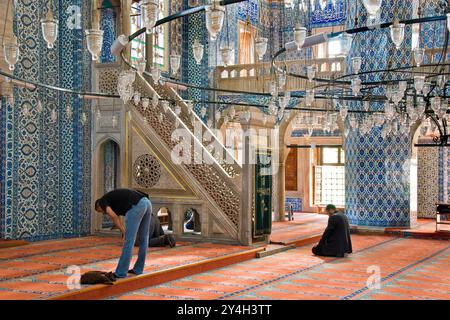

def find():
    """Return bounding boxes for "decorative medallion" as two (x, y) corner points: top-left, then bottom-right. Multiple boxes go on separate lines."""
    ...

(133, 154), (161, 188)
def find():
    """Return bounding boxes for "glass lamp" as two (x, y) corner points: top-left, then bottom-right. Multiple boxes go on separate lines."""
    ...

(294, 24), (307, 50)
(170, 54), (181, 75)
(352, 57), (362, 74)
(41, 4), (58, 49)
(390, 21), (405, 49)
(192, 39), (204, 65)
(3, 36), (20, 71)
(255, 37), (268, 61)
(142, 0), (159, 34)
(205, 0), (225, 41)
(362, 0), (382, 20)
(85, 28), (104, 61)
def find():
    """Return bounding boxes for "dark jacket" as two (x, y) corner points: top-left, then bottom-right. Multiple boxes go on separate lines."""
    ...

(318, 213), (352, 256)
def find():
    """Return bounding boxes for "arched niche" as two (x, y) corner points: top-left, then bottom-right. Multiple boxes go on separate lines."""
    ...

(94, 138), (121, 231)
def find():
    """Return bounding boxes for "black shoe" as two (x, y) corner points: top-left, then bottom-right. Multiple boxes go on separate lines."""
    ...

(128, 269), (137, 275)
(165, 234), (176, 248)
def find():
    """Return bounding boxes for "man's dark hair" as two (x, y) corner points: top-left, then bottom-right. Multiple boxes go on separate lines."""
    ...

(326, 204), (337, 211)
(95, 198), (108, 212)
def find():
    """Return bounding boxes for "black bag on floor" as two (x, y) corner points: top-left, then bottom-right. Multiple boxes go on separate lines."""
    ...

(80, 271), (117, 285)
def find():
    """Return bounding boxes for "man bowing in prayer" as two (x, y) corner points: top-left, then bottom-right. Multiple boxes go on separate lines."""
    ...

(312, 204), (352, 258)
(95, 188), (152, 278)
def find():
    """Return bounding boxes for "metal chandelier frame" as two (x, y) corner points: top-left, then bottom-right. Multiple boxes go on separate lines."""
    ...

(1, 0), (449, 145)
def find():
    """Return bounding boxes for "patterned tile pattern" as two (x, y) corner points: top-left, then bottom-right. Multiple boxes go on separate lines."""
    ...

(344, 0), (416, 228)
(100, 7), (117, 63)
(417, 143), (439, 218)
(0, 0), (92, 241)
(284, 197), (303, 212)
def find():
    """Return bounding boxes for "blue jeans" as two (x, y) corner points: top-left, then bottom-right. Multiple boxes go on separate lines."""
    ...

(115, 197), (152, 278)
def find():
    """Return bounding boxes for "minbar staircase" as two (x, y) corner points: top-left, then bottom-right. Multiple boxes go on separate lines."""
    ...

(125, 71), (246, 245)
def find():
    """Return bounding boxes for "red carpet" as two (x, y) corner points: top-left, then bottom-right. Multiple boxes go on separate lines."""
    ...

(0, 236), (252, 300)
(111, 235), (450, 300)
(270, 213), (328, 245)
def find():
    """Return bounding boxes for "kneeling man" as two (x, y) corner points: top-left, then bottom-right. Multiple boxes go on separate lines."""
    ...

(312, 204), (352, 258)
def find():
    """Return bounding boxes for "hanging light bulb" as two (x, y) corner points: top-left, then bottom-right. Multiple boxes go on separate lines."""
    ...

(142, 97), (150, 109)
(220, 45), (233, 67)
(339, 33), (353, 57)
(142, 0), (159, 34)
(362, 0), (382, 20)
(278, 72), (287, 89)
(65, 103), (72, 119)
(262, 114), (268, 125)
(390, 20), (405, 50)
(186, 100), (193, 113)
(3, 36), (20, 71)
(135, 57), (147, 76)
(293, 24), (307, 50)
(414, 75), (425, 93)
(422, 82), (431, 96)
(413, 47), (425, 67)
(81, 112), (87, 125)
(207, 119), (213, 127)
(306, 65), (316, 82)
(170, 54), (181, 75)
(268, 101), (277, 115)
(352, 57), (362, 74)
(192, 39), (204, 65)
(22, 103), (30, 117)
(41, 1), (58, 49)
(50, 108), (57, 123)
(112, 114), (118, 128)
(205, 0), (225, 41)
(229, 106), (236, 118)
(151, 67), (161, 84)
(284, 0), (293, 8)
(255, 36), (268, 61)
(340, 105), (348, 120)
(438, 75), (447, 89)
(162, 101), (169, 113)
(305, 89), (315, 107)
(243, 111), (251, 123)
(133, 91), (141, 106)
(85, 27), (104, 61)
(174, 105), (181, 116)
(152, 93), (159, 107)
(117, 70), (136, 104)
(215, 110), (221, 122)
(399, 80), (408, 94)
(351, 78), (362, 96)
(200, 106), (207, 118)
(223, 115), (229, 125)
(36, 100), (43, 113)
